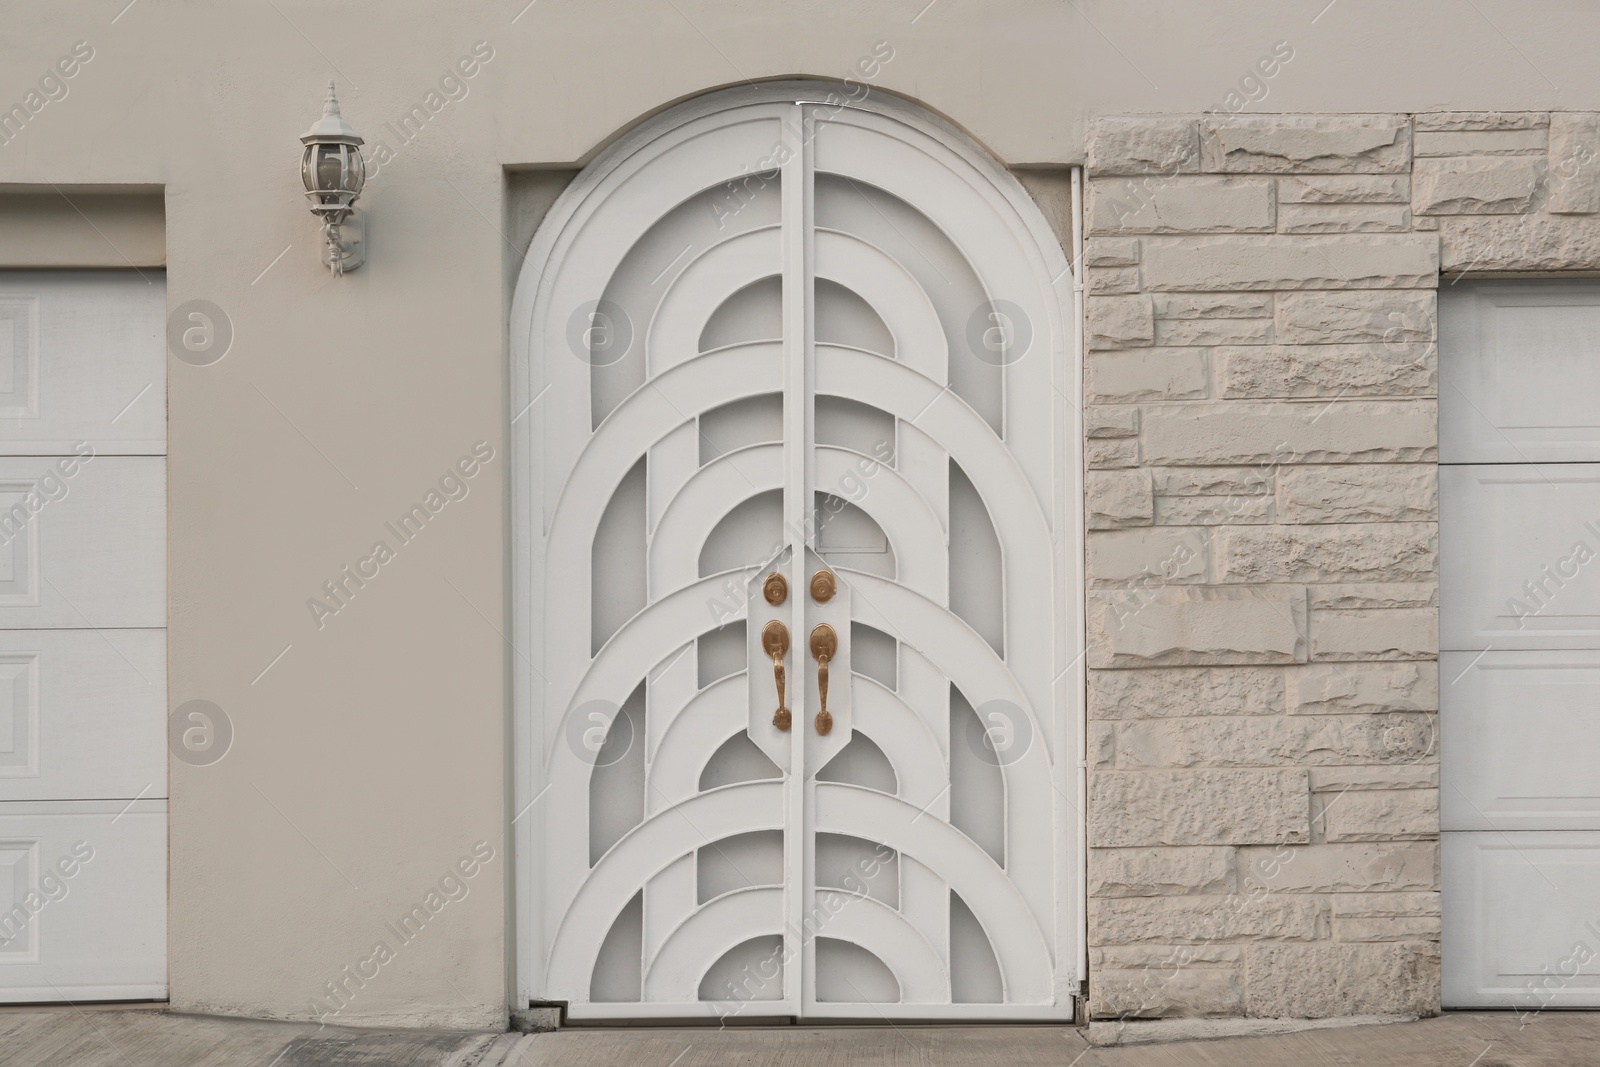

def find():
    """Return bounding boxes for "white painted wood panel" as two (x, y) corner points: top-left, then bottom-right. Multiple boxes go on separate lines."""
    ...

(0, 269), (166, 1004)
(1440, 463), (1600, 651)
(1441, 281), (1600, 464)
(1442, 831), (1600, 1008)
(1441, 650), (1600, 831)
(0, 272), (166, 456)
(0, 629), (165, 802)
(0, 800), (166, 1001)
(0, 456), (164, 630)
(1441, 280), (1600, 1011)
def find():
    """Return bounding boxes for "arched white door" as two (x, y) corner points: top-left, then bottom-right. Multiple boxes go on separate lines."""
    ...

(512, 84), (1083, 1022)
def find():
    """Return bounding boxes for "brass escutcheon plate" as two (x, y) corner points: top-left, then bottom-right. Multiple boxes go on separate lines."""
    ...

(762, 572), (788, 606)
(809, 569), (836, 603)
(762, 619), (790, 657)
(809, 622), (837, 660)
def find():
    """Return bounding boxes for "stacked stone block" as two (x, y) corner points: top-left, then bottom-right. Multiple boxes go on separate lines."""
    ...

(1411, 112), (1600, 269)
(1081, 114), (1443, 1021)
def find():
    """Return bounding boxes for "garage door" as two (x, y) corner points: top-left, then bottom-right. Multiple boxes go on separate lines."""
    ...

(1440, 279), (1600, 1008)
(0, 272), (166, 1001)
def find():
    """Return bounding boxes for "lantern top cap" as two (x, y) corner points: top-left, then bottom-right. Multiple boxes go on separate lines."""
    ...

(301, 81), (363, 146)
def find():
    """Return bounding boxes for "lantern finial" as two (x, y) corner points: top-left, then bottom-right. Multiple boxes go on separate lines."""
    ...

(300, 80), (363, 146)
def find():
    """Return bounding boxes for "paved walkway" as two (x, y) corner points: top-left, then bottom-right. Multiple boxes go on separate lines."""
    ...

(1, 1007), (1594, 1065)
(500, 1014), (1598, 1066)
(0, 1009), (512, 1067)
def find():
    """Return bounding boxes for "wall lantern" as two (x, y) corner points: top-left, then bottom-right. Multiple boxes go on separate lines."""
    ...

(300, 81), (366, 275)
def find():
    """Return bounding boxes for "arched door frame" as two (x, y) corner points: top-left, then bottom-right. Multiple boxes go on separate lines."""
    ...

(509, 79), (1086, 1013)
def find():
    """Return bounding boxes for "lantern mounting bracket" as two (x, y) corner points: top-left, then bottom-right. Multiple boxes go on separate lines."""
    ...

(318, 210), (365, 274)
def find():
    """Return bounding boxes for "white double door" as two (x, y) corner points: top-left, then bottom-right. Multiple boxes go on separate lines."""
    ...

(515, 89), (1081, 1021)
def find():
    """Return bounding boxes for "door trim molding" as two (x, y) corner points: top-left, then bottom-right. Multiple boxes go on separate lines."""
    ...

(508, 79), (1086, 1011)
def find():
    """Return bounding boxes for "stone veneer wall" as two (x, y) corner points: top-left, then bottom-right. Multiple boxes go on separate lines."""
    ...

(1080, 111), (1600, 1021)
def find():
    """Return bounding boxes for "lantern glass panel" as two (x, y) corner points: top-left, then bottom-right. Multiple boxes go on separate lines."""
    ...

(344, 147), (366, 194)
(316, 145), (346, 193)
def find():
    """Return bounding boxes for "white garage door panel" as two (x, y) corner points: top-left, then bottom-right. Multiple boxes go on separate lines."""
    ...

(0, 271), (165, 1006)
(0, 456), (164, 630)
(1440, 464), (1600, 650)
(0, 630), (165, 801)
(1442, 280), (1600, 1010)
(0, 800), (166, 1000)
(1442, 831), (1600, 1008)
(1441, 650), (1600, 831)
(1440, 282), (1600, 464)
(0, 273), (166, 456)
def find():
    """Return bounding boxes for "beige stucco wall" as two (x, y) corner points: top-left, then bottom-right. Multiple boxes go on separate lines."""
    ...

(3, 0), (1600, 1029)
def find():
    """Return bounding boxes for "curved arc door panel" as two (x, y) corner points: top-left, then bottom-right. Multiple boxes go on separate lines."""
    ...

(512, 84), (1082, 1021)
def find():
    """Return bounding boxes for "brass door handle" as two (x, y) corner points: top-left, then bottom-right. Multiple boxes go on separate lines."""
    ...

(810, 623), (837, 735)
(762, 620), (791, 731)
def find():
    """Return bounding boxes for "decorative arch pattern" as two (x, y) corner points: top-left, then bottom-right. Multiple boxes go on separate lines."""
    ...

(513, 84), (1081, 1021)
